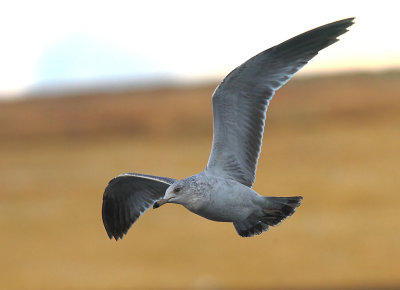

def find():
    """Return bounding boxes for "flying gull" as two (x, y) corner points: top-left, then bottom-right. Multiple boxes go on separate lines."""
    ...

(102, 18), (354, 239)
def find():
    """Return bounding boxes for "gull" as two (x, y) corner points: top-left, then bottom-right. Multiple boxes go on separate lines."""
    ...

(102, 18), (354, 239)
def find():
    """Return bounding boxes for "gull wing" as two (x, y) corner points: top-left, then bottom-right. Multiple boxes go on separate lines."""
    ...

(206, 18), (354, 187)
(102, 173), (176, 240)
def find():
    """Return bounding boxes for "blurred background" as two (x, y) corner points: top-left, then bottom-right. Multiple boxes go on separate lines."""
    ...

(1, 1), (399, 289)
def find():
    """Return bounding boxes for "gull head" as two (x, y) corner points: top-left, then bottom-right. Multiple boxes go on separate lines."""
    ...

(153, 180), (190, 208)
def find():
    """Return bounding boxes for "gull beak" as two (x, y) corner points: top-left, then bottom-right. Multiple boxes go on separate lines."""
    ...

(153, 197), (172, 209)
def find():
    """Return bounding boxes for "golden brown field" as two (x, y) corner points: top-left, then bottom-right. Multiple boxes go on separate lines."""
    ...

(1, 72), (399, 289)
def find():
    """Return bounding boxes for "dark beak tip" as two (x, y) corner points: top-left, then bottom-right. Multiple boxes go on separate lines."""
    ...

(153, 202), (160, 209)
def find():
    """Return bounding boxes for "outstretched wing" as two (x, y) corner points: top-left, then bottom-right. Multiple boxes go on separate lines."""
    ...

(206, 18), (354, 187)
(102, 173), (176, 240)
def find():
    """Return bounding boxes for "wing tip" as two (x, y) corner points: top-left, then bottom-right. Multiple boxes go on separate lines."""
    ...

(102, 178), (130, 241)
(101, 173), (174, 241)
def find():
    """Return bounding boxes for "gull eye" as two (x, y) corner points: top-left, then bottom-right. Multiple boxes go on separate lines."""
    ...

(174, 187), (181, 193)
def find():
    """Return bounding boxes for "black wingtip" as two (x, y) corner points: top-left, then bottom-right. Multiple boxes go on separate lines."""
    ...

(101, 173), (174, 241)
(102, 178), (128, 241)
(340, 17), (355, 31)
(328, 17), (355, 26)
(338, 17), (355, 23)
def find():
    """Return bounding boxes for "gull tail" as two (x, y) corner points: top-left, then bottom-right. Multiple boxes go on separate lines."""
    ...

(233, 196), (302, 237)
(261, 196), (303, 226)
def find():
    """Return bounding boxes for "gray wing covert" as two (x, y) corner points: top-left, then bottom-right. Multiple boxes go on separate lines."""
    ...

(206, 18), (354, 187)
(102, 173), (176, 240)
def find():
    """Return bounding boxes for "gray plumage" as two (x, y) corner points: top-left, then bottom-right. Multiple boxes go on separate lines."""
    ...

(102, 18), (354, 239)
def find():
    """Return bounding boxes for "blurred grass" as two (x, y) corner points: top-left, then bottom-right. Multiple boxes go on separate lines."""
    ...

(0, 71), (399, 289)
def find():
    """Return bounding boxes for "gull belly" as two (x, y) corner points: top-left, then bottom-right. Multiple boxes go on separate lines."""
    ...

(183, 174), (263, 222)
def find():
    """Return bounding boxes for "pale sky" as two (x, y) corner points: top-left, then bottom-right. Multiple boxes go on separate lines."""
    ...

(0, 0), (399, 97)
